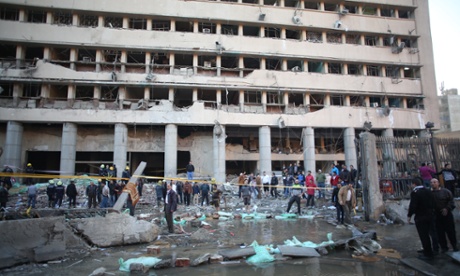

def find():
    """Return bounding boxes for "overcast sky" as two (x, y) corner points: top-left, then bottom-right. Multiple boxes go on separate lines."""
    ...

(429, 0), (460, 93)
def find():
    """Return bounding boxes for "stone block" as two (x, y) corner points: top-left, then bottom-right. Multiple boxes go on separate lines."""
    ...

(209, 254), (223, 263)
(153, 240), (170, 249)
(175, 258), (190, 267)
(129, 262), (148, 272)
(147, 245), (161, 255)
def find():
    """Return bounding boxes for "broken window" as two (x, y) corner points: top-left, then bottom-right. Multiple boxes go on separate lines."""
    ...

(221, 89), (239, 105)
(383, 36), (393, 46)
(0, 44), (17, 62)
(76, 48), (97, 72)
(348, 64), (361, 75)
(105, 16), (123, 28)
(151, 20), (170, 31)
(388, 97), (402, 108)
(199, 22), (216, 34)
(267, 92), (282, 104)
(350, 95), (365, 107)
(101, 86), (118, 101)
(221, 55), (239, 77)
(198, 55), (216, 76)
(0, 82), (14, 98)
(380, 8), (395, 17)
(310, 94), (325, 111)
(24, 47), (44, 67)
(330, 95), (344, 106)
(53, 11), (72, 25)
(284, 0), (300, 8)
(328, 63), (342, 74)
(266, 58), (281, 71)
(343, 5), (357, 14)
(242, 0), (258, 4)
(174, 54), (193, 69)
(264, 0), (278, 6)
(288, 92), (304, 107)
(222, 24), (238, 35)
(244, 91), (262, 104)
(129, 18), (147, 30)
(369, 96), (382, 107)
(398, 9), (412, 19)
(403, 67), (420, 79)
(385, 66), (400, 79)
(407, 98), (423, 109)
(365, 36), (378, 46)
(304, 2), (320, 10)
(48, 48), (70, 67)
(75, 86), (94, 99)
(27, 10), (47, 23)
(150, 87), (169, 101)
(287, 60), (303, 72)
(308, 61), (323, 73)
(362, 6), (377, 16)
(306, 31), (322, 43)
(243, 26), (260, 37)
(0, 7), (19, 21)
(24, 83), (41, 98)
(326, 32), (342, 44)
(265, 27), (281, 38)
(49, 85), (68, 99)
(324, 3), (338, 12)
(221, 0), (238, 2)
(198, 89), (217, 106)
(286, 28), (301, 40)
(346, 34), (360, 45)
(79, 14), (98, 27)
(126, 51), (146, 73)
(244, 57), (260, 69)
(366, 65), (380, 76)
(174, 89), (193, 108)
(125, 86), (144, 101)
(176, 21), (193, 32)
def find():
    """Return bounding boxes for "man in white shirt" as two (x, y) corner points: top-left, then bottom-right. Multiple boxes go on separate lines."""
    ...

(262, 171), (271, 196)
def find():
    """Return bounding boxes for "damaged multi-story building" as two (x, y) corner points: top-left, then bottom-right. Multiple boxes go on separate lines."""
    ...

(0, 0), (440, 183)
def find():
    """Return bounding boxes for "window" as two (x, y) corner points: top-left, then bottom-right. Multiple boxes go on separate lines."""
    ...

(129, 18), (147, 30)
(328, 63), (342, 74)
(308, 61), (323, 73)
(27, 10), (46, 23)
(365, 36), (377, 46)
(366, 65), (380, 76)
(326, 33), (342, 44)
(105, 16), (123, 28)
(348, 64), (361, 75)
(54, 11), (72, 25)
(0, 7), (19, 21)
(79, 14), (98, 27)
(265, 27), (280, 38)
(346, 34), (360, 45)
(306, 31), (322, 43)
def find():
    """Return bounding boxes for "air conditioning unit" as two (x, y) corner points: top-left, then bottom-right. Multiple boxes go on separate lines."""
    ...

(202, 28), (211, 33)
(82, 56), (91, 63)
(292, 16), (301, 25)
(340, 9), (349, 15)
(371, 102), (379, 107)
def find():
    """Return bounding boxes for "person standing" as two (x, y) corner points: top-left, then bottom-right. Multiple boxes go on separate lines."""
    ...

(200, 181), (210, 206)
(270, 172), (278, 198)
(0, 183), (9, 209)
(183, 181), (192, 206)
(330, 172), (339, 188)
(419, 163), (435, 188)
(155, 181), (164, 207)
(436, 163), (459, 197)
(176, 181), (183, 204)
(238, 172), (245, 198)
(25, 163), (34, 185)
(27, 183), (37, 208)
(286, 180), (304, 215)
(332, 183), (343, 224)
(431, 178), (458, 253)
(46, 180), (56, 208)
(330, 163), (339, 177)
(86, 181), (98, 209)
(407, 177), (436, 260)
(54, 181), (65, 208)
(255, 173), (262, 199)
(122, 166), (131, 185)
(262, 171), (270, 197)
(339, 164), (351, 185)
(241, 183), (252, 213)
(316, 169), (326, 199)
(2, 165), (13, 190)
(211, 184), (223, 212)
(306, 179), (316, 208)
(338, 182), (356, 225)
(186, 161), (195, 180)
(192, 182), (200, 205)
(137, 178), (144, 197)
(164, 183), (178, 234)
(305, 171), (315, 188)
(350, 165), (358, 185)
(66, 180), (78, 208)
(100, 182), (110, 208)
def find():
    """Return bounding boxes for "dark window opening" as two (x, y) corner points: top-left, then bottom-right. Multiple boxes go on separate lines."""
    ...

(78, 49), (96, 62)
(174, 54), (193, 67)
(105, 16), (123, 28)
(222, 24), (238, 35)
(176, 21), (193, 32)
(366, 65), (380, 76)
(369, 96), (382, 107)
(25, 46), (44, 61)
(350, 95), (365, 107)
(129, 18), (147, 30)
(267, 92), (282, 104)
(126, 51), (146, 73)
(27, 10), (46, 23)
(327, 32), (342, 44)
(0, 7), (19, 21)
(306, 31), (322, 43)
(365, 36), (377, 46)
(199, 22), (216, 34)
(243, 26), (260, 37)
(174, 89), (193, 108)
(344, 5), (357, 14)
(403, 67), (419, 79)
(152, 20), (170, 31)
(151, 87), (169, 100)
(49, 85), (67, 99)
(244, 57), (260, 69)
(101, 86), (118, 101)
(0, 44), (17, 61)
(308, 61), (323, 73)
(328, 63), (342, 74)
(362, 6), (377, 16)
(24, 83), (41, 98)
(54, 11), (72, 25)
(330, 95), (344, 106)
(286, 29), (301, 40)
(386, 66), (400, 78)
(27, 151), (61, 176)
(75, 86), (94, 99)
(324, 3), (338, 12)
(221, 90), (239, 105)
(348, 64), (361, 75)
(221, 56), (238, 68)
(198, 89), (216, 102)
(245, 91), (262, 104)
(79, 14), (98, 27)
(0, 82), (14, 98)
(265, 27), (281, 38)
(266, 58), (281, 70)
(48, 47), (70, 65)
(287, 60), (303, 72)
(383, 36), (393, 46)
(242, 0), (259, 4)
(264, 0), (278, 6)
(398, 10), (411, 19)
(388, 97), (401, 108)
(304, 2), (319, 10)
(285, 0), (299, 8)
(346, 34), (360, 45)
(125, 86), (144, 101)
(380, 8), (395, 17)
(407, 98), (423, 109)
(288, 92), (303, 106)
(310, 94), (324, 111)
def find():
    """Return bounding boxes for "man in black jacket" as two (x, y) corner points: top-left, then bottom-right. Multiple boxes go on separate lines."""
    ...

(164, 183), (178, 234)
(186, 161), (195, 180)
(407, 177), (436, 260)
(331, 183), (343, 224)
(66, 180), (77, 208)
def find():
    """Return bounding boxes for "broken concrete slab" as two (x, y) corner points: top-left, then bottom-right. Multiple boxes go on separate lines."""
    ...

(153, 258), (172, 269)
(400, 258), (437, 276)
(277, 246), (321, 257)
(218, 247), (256, 260)
(209, 254), (224, 264)
(69, 213), (159, 247)
(190, 253), (210, 267)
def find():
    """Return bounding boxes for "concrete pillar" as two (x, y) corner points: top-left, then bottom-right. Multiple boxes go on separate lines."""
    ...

(67, 85), (76, 100)
(170, 19), (176, 31)
(260, 58), (266, 70)
(213, 124), (226, 183)
(238, 25), (243, 36)
(164, 124), (178, 177)
(281, 28), (286, 39)
(193, 21), (198, 33)
(216, 23), (221, 35)
(344, 95), (350, 106)
(60, 123), (77, 176)
(303, 127), (315, 174)
(144, 87), (150, 101)
(259, 126), (272, 174)
(281, 59), (287, 71)
(192, 88), (198, 102)
(4, 121), (23, 170)
(94, 86), (101, 99)
(261, 91), (267, 113)
(120, 50), (127, 73)
(145, 52), (152, 74)
(114, 123), (128, 178)
(239, 90), (244, 112)
(98, 16), (104, 27)
(344, 127), (357, 167)
(382, 128), (397, 177)
(70, 48), (77, 70)
(12, 84), (23, 106)
(359, 132), (384, 221)
(16, 45), (25, 69)
(216, 89), (222, 108)
(169, 53), (175, 74)
(95, 50), (102, 72)
(168, 88), (174, 102)
(260, 26), (265, 38)
(146, 19), (152, 30)
(216, 56), (221, 76)
(193, 54), (198, 74)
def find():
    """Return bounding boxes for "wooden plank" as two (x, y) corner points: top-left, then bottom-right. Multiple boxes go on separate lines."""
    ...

(112, 161), (146, 211)
(278, 245), (320, 257)
(218, 247), (256, 260)
(400, 258), (437, 276)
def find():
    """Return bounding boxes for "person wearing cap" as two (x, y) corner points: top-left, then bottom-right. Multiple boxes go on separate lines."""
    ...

(316, 169), (326, 199)
(55, 180), (65, 208)
(46, 180), (56, 208)
(99, 164), (107, 177)
(122, 166), (131, 185)
(66, 180), (77, 208)
(25, 163), (34, 185)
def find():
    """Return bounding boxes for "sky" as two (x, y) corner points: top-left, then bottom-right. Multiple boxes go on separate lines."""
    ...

(428, 0), (460, 93)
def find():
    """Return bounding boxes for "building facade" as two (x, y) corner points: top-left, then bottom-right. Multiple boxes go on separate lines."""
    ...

(438, 89), (460, 132)
(0, 0), (439, 182)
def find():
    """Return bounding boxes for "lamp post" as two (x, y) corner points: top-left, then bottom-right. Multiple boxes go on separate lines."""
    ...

(425, 122), (438, 173)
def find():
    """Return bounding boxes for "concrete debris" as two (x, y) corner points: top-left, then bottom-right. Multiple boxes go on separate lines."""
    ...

(277, 246), (321, 258)
(88, 267), (106, 276)
(190, 253), (210, 267)
(218, 247), (256, 260)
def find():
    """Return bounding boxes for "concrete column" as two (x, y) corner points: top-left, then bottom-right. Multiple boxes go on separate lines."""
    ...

(146, 19), (152, 30)
(238, 56), (244, 77)
(323, 62), (328, 74)
(324, 94), (330, 106)
(193, 21), (198, 33)
(402, 98), (407, 108)
(303, 60), (308, 72)
(303, 127), (315, 175)
(98, 16), (104, 27)
(18, 9), (25, 21)
(67, 85), (76, 100)
(304, 93), (310, 106)
(281, 28), (286, 39)
(344, 127), (357, 167)
(283, 92), (289, 110)
(281, 59), (287, 71)
(216, 90), (222, 107)
(170, 19), (176, 31)
(260, 58), (266, 70)
(12, 84), (23, 106)
(261, 91), (267, 113)
(16, 45), (25, 69)
(192, 88), (198, 102)
(113, 123), (128, 178)
(342, 33), (346, 44)
(122, 17), (129, 28)
(169, 53), (175, 74)
(94, 86), (101, 99)
(322, 32), (327, 43)
(301, 30), (307, 41)
(46, 11), (53, 24)
(72, 14), (79, 26)
(319, 2), (325, 10)
(4, 122), (23, 170)
(144, 87), (150, 101)
(299, 0), (305, 9)
(120, 50), (127, 73)
(95, 50), (102, 72)
(216, 23), (221, 35)
(213, 124), (226, 183)
(60, 123), (77, 176)
(43, 47), (50, 60)
(239, 90), (244, 112)
(70, 48), (77, 70)
(192, 54), (198, 74)
(145, 52), (151, 74)
(118, 86), (126, 109)
(168, 88), (174, 102)
(279, 0), (285, 7)
(344, 95), (350, 106)
(259, 126), (272, 174)
(260, 26), (265, 38)
(164, 124), (178, 177)
(382, 128), (397, 177)
(238, 25), (243, 36)
(343, 63), (348, 74)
